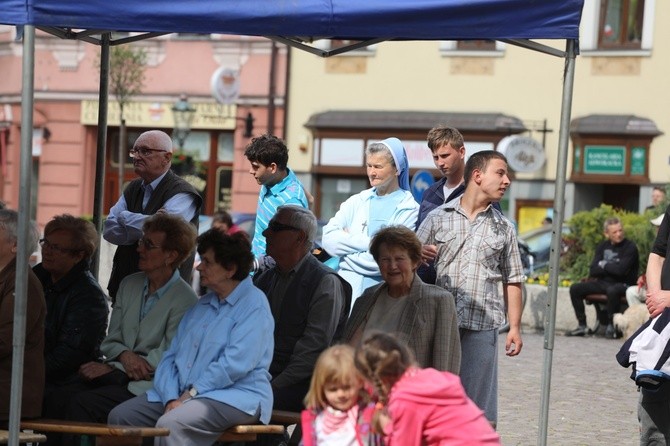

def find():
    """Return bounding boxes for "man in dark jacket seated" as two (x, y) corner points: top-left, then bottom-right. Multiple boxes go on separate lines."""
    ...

(566, 217), (639, 339)
(254, 205), (351, 413)
(35, 214), (109, 418)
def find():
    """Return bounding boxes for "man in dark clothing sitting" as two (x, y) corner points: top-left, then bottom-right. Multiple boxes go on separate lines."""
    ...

(566, 217), (639, 339)
(254, 205), (351, 412)
(252, 205), (351, 445)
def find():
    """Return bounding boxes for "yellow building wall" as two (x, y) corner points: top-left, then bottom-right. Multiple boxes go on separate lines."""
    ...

(286, 0), (670, 187)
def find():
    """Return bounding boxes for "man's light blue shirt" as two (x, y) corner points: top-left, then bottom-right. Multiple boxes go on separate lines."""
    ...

(103, 170), (197, 245)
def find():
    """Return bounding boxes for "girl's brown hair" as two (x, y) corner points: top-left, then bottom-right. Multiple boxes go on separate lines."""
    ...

(354, 331), (415, 406)
(304, 344), (362, 410)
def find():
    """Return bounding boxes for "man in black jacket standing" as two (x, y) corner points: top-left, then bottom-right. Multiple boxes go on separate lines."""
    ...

(566, 217), (639, 338)
(103, 130), (202, 300)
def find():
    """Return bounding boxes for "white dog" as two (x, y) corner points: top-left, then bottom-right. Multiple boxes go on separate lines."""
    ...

(613, 304), (650, 340)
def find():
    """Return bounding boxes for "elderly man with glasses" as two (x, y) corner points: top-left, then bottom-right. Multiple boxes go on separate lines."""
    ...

(104, 130), (202, 301)
(253, 205), (351, 423)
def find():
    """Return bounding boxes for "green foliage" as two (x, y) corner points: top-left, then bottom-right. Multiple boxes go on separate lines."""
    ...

(96, 45), (147, 115)
(561, 204), (657, 281)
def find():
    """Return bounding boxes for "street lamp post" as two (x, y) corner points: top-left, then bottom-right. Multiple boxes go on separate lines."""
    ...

(171, 94), (196, 150)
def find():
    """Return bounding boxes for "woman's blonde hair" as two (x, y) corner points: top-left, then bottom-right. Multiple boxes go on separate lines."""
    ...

(304, 344), (361, 410)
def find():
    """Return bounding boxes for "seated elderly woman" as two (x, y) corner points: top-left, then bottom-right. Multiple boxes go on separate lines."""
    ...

(0, 209), (45, 426)
(59, 213), (198, 430)
(342, 225), (461, 374)
(35, 215), (109, 417)
(109, 230), (274, 446)
(322, 137), (419, 303)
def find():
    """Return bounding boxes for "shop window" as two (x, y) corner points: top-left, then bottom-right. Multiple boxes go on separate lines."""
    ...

(170, 131), (209, 196)
(319, 177), (368, 221)
(217, 132), (234, 163)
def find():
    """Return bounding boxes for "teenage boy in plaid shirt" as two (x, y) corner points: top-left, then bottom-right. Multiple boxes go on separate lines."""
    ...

(416, 150), (524, 426)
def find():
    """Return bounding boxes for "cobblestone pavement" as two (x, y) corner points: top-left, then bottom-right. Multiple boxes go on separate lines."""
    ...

(497, 330), (640, 446)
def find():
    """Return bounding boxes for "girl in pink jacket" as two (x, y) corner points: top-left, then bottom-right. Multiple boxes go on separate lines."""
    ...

(354, 332), (500, 446)
(301, 345), (381, 446)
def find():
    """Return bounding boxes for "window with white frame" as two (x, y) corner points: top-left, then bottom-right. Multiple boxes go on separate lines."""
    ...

(439, 40), (505, 57)
(313, 39), (378, 55)
(581, 0), (655, 53)
(599, 0), (645, 49)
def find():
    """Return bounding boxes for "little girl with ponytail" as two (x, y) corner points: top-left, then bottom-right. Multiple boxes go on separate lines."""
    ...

(301, 345), (381, 446)
(354, 332), (501, 446)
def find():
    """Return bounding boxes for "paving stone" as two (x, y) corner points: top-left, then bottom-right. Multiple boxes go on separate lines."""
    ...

(498, 330), (639, 445)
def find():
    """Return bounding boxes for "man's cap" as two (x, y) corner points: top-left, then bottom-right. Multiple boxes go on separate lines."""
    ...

(651, 215), (664, 226)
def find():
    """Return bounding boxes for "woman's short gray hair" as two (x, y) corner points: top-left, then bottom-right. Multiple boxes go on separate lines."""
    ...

(365, 142), (395, 168)
(0, 209), (40, 254)
(278, 205), (317, 250)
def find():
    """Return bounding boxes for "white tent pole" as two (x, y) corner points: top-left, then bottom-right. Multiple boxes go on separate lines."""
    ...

(537, 38), (578, 446)
(8, 24), (35, 446)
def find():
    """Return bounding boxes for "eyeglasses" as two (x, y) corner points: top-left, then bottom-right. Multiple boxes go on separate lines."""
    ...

(267, 221), (301, 232)
(39, 239), (80, 255)
(137, 237), (162, 250)
(129, 147), (169, 158)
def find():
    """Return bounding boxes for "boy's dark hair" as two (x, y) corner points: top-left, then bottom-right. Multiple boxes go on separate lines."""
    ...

(243, 133), (289, 171)
(464, 150), (508, 185)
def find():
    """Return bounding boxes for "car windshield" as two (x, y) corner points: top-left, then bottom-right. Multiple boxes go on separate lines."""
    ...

(523, 230), (554, 253)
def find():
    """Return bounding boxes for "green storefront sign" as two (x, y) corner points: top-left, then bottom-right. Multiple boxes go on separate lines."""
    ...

(631, 146), (646, 175)
(583, 145), (625, 174)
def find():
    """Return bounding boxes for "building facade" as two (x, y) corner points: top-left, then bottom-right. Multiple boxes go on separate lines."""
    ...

(0, 28), (288, 227)
(285, 0), (668, 233)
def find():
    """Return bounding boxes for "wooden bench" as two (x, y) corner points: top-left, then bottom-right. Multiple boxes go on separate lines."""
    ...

(21, 419), (284, 445)
(21, 420), (169, 446)
(0, 429), (47, 444)
(270, 410), (302, 446)
(584, 293), (628, 333)
(217, 424), (284, 442)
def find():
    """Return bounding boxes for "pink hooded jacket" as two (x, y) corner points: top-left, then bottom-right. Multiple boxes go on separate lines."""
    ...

(383, 368), (500, 446)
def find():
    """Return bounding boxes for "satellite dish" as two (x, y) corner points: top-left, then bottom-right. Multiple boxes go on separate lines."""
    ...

(211, 66), (240, 105)
(497, 135), (546, 172)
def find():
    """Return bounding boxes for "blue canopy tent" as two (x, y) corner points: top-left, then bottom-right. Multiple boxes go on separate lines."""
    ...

(1, 1), (584, 444)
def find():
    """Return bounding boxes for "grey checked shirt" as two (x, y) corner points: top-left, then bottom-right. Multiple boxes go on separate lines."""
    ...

(416, 197), (524, 330)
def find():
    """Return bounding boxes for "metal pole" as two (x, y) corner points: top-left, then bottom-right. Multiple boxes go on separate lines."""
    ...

(267, 41), (278, 135)
(118, 117), (126, 198)
(8, 24), (35, 446)
(91, 33), (110, 279)
(537, 39), (577, 446)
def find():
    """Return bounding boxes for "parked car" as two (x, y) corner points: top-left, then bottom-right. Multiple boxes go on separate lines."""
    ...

(517, 225), (571, 274)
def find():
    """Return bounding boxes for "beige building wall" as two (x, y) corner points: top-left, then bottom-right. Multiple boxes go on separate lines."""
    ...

(286, 0), (670, 220)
